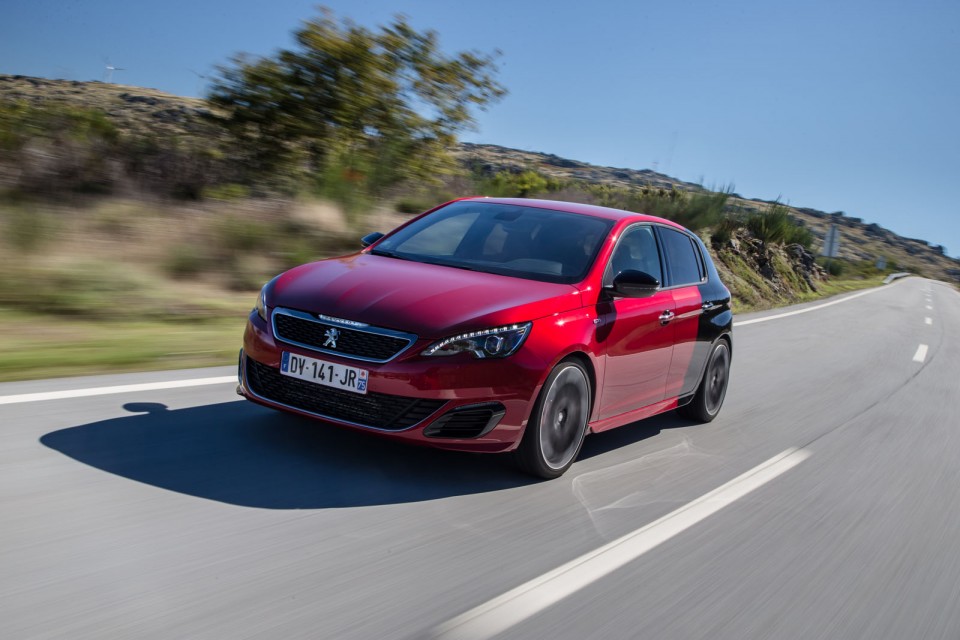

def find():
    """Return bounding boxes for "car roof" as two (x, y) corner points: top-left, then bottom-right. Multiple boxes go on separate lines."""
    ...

(458, 196), (686, 228)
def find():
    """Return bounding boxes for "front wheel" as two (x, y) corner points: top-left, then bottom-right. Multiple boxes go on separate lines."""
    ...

(678, 339), (730, 422)
(515, 360), (591, 479)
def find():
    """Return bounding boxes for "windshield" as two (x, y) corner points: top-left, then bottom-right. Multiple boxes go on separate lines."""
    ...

(371, 201), (613, 284)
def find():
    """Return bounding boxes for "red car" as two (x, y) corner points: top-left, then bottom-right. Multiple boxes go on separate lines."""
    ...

(239, 197), (732, 478)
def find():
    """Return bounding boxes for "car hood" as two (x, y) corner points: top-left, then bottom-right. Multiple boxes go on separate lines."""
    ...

(270, 253), (583, 338)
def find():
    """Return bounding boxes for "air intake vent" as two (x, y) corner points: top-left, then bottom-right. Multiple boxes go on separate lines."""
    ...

(246, 357), (445, 431)
(423, 403), (506, 439)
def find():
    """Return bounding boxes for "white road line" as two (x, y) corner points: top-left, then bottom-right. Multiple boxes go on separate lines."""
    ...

(913, 344), (929, 363)
(428, 448), (812, 640)
(925, 317), (933, 325)
(0, 376), (237, 406)
(926, 305), (933, 310)
(736, 286), (890, 327)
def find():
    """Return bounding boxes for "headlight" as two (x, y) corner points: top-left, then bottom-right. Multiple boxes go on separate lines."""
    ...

(254, 286), (268, 321)
(422, 323), (532, 359)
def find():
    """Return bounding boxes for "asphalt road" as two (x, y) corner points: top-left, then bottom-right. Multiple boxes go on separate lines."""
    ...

(2, 276), (959, 639)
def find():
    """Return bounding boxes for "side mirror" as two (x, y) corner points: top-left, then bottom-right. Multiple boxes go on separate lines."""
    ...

(607, 270), (660, 298)
(360, 231), (385, 248)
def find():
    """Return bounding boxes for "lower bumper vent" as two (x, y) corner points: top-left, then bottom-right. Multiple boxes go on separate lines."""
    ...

(423, 403), (506, 439)
(245, 357), (446, 431)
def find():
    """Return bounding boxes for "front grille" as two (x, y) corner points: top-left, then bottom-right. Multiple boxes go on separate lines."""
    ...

(246, 358), (446, 431)
(423, 403), (506, 439)
(273, 310), (414, 362)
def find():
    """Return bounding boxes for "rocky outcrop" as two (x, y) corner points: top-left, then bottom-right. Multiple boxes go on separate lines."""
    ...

(710, 230), (826, 308)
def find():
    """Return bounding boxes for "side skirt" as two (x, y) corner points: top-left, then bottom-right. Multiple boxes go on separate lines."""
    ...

(588, 397), (679, 434)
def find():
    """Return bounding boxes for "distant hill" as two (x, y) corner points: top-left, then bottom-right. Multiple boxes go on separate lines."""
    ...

(0, 74), (212, 136)
(454, 143), (960, 283)
(2, 74), (958, 283)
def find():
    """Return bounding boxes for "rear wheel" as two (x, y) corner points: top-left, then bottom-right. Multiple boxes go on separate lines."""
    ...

(515, 360), (591, 479)
(679, 339), (730, 422)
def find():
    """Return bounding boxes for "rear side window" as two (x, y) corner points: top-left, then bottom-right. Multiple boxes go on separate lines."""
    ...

(658, 227), (704, 286)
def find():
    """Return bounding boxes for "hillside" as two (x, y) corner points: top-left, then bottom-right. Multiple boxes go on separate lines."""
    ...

(6, 74), (958, 380)
(455, 143), (960, 283)
(1, 73), (958, 286)
(0, 74), (213, 137)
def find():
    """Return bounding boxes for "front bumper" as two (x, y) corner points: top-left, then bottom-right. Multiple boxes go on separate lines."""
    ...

(237, 313), (549, 452)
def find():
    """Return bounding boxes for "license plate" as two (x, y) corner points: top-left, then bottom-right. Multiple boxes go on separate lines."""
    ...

(280, 352), (369, 395)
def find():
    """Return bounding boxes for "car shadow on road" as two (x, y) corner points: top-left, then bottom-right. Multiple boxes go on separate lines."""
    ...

(40, 399), (694, 510)
(580, 412), (693, 461)
(40, 400), (536, 509)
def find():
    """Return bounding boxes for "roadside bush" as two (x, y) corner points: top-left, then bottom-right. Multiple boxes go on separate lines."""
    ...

(164, 244), (208, 279)
(784, 223), (814, 249)
(215, 215), (274, 254)
(586, 184), (731, 232)
(0, 261), (145, 318)
(479, 170), (560, 198)
(711, 214), (745, 247)
(670, 189), (729, 231)
(746, 202), (811, 247)
(395, 197), (434, 214)
(824, 260), (845, 276)
(203, 183), (251, 201)
(1, 204), (59, 252)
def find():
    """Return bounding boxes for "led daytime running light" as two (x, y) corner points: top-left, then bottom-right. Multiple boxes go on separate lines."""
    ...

(422, 323), (531, 357)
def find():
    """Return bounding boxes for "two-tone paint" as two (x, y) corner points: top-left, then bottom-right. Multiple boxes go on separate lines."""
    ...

(238, 197), (732, 453)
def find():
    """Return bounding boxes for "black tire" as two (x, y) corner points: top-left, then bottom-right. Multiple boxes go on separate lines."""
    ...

(678, 339), (730, 423)
(515, 360), (591, 479)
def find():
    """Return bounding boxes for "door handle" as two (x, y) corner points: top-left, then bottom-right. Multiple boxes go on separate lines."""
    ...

(701, 301), (719, 312)
(659, 310), (675, 325)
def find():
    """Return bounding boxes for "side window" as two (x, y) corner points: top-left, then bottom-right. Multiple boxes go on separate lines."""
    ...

(659, 227), (704, 286)
(605, 225), (663, 285)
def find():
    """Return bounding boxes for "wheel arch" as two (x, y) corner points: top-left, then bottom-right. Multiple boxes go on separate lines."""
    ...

(520, 350), (598, 439)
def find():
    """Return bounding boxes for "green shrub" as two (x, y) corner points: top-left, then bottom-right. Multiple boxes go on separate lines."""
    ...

(395, 197), (433, 215)
(0, 260), (144, 318)
(746, 202), (811, 246)
(585, 184), (731, 232)
(216, 216), (272, 253)
(784, 224), (814, 249)
(203, 183), (251, 201)
(711, 214), (745, 246)
(672, 189), (729, 231)
(479, 170), (560, 198)
(164, 244), (208, 279)
(819, 258), (846, 276)
(224, 262), (264, 292)
(1, 205), (59, 252)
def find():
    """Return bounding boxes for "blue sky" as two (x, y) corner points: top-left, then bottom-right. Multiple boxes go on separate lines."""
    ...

(3, 0), (959, 257)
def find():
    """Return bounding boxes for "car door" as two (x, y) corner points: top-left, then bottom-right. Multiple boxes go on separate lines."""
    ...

(657, 226), (707, 399)
(596, 224), (675, 420)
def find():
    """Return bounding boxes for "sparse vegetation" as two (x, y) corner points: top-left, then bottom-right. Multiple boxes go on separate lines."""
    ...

(746, 202), (814, 247)
(0, 4), (956, 382)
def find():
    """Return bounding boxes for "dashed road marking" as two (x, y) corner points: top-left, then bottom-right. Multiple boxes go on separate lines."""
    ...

(913, 344), (929, 363)
(925, 317), (933, 325)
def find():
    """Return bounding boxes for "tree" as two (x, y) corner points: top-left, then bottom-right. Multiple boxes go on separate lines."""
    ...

(209, 8), (506, 195)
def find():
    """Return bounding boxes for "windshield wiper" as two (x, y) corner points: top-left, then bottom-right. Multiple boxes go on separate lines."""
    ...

(370, 248), (412, 261)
